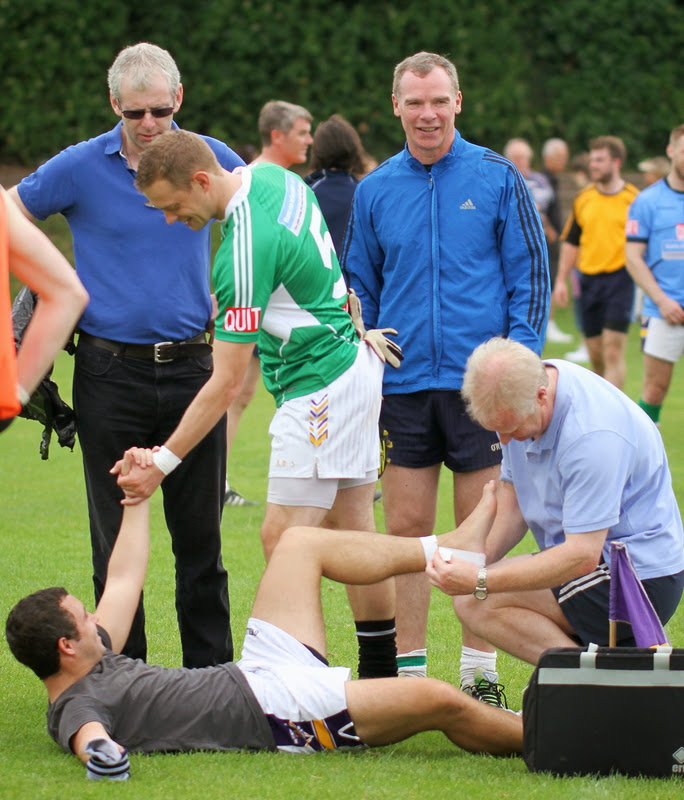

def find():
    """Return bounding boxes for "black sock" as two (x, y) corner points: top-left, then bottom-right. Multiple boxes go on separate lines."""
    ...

(355, 618), (398, 678)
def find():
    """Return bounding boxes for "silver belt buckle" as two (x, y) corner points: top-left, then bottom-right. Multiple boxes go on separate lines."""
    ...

(153, 341), (174, 363)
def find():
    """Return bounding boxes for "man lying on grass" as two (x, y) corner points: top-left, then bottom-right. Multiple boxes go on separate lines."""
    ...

(6, 451), (520, 779)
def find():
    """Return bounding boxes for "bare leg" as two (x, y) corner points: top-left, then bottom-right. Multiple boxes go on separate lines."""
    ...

(345, 677), (522, 755)
(585, 334), (605, 377)
(261, 483), (395, 676)
(250, 526), (425, 657)
(642, 353), (674, 406)
(443, 472), (503, 675)
(260, 503), (327, 560)
(382, 463), (440, 654)
(454, 574), (577, 666)
(251, 482), (501, 656)
(323, 481), (395, 621)
(602, 329), (628, 389)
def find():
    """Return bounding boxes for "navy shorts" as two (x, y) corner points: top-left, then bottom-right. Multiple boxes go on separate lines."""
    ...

(553, 564), (684, 646)
(379, 390), (502, 472)
(579, 268), (634, 337)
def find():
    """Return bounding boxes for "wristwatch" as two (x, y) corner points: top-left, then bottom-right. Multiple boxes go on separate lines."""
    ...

(473, 567), (488, 600)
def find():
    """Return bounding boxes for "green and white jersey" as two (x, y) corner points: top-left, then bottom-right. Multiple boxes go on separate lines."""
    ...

(214, 163), (358, 406)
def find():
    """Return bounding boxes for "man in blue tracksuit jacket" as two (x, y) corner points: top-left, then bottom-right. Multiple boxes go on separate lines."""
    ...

(342, 51), (549, 695)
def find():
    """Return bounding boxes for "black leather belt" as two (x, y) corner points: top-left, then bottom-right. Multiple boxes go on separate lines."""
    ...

(78, 331), (212, 363)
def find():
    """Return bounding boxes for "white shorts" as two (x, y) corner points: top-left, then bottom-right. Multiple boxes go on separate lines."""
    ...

(643, 316), (684, 363)
(267, 343), (383, 502)
(237, 618), (363, 753)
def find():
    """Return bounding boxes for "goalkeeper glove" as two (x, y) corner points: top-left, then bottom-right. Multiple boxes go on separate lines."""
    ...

(347, 289), (403, 368)
(363, 328), (404, 368)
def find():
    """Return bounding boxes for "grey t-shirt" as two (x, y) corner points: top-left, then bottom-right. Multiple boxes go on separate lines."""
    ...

(47, 629), (275, 753)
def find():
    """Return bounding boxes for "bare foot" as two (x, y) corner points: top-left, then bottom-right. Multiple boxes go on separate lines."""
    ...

(437, 479), (497, 553)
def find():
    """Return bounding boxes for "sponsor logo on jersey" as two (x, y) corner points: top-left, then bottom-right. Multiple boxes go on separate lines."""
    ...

(625, 219), (639, 236)
(223, 306), (261, 333)
(460, 198), (476, 210)
(672, 746), (684, 773)
(677, 224), (684, 240)
(663, 240), (684, 260)
(278, 172), (307, 235)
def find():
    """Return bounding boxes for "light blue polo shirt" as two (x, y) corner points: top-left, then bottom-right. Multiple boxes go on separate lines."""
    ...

(500, 359), (684, 579)
(626, 178), (684, 318)
(17, 122), (244, 343)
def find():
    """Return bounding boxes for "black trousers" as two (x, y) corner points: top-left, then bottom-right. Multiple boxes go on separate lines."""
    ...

(73, 338), (232, 667)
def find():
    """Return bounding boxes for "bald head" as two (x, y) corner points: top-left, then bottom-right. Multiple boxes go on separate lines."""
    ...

(462, 338), (548, 429)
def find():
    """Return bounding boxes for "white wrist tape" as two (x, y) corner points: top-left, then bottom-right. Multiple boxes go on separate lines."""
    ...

(17, 385), (30, 406)
(152, 446), (182, 476)
(420, 534), (485, 566)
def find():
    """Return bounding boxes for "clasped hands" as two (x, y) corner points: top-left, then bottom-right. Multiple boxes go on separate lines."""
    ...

(110, 446), (161, 505)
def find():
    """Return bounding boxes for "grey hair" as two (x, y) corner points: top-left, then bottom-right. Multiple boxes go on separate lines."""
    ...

(258, 100), (312, 146)
(392, 52), (459, 98)
(108, 42), (181, 101)
(542, 138), (569, 159)
(503, 138), (533, 161)
(462, 338), (548, 428)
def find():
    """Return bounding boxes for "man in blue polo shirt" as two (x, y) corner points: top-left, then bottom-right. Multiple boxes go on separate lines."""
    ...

(8, 43), (244, 668)
(427, 337), (684, 671)
(626, 124), (684, 426)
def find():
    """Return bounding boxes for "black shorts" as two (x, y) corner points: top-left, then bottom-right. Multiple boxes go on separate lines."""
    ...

(379, 390), (502, 472)
(552, 564), (684, 646)
(579, 268), (634, 337)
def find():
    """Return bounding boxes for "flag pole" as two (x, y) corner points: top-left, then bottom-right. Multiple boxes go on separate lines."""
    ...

(609, 619), (617, 647)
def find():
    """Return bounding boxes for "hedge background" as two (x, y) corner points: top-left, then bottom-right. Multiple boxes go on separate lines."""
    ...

(1, 0), (682, 167)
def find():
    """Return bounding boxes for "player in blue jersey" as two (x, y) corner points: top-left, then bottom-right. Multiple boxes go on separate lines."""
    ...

(626, 124), (684, 425)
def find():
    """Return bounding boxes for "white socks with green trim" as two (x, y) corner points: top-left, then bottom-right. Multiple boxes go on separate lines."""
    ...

(397, 648), (427, 678)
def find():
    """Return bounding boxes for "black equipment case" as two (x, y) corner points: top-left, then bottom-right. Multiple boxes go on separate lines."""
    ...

(523, 644), (684, 777)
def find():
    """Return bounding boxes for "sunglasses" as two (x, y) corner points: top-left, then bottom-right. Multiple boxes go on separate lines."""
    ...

(119, 106), (174, 120)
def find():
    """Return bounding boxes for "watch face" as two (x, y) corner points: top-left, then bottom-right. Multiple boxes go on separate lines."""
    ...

(474, 588), (487, 600)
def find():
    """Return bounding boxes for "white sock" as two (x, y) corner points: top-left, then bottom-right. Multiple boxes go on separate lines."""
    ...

(460, 646), (497, 687)
(397, 648), (427, 678)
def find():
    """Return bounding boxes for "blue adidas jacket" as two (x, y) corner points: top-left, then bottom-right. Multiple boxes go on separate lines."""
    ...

(342, 130), (549, 393)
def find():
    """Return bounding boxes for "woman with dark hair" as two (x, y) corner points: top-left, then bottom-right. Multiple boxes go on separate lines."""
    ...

(304, 115), (370, 255)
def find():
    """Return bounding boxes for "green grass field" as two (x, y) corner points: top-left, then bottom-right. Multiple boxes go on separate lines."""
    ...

(2, 274), (684, 797)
